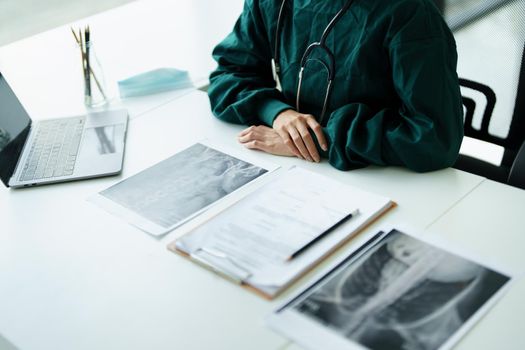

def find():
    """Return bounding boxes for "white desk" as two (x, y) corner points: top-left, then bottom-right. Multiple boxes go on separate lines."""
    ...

(423, 180), (525, 350)
(0, 0), (243, 120)
(0, 91), (488, 350)
(2, 1), (518, 348)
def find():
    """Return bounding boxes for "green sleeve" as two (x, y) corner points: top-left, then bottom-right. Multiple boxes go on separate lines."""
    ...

(322, 9), (464, 172)
(208, 0), (292, 127)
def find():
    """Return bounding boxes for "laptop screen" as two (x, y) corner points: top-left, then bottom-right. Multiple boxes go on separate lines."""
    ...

(0, 72), (31, 186)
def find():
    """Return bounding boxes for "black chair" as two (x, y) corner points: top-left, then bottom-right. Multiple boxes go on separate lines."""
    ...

(454, 43), (525, 189)
(448, 0), (525, 190)
(508, 140), (525, 188)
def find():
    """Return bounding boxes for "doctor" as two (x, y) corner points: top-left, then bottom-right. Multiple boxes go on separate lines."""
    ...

(208, 0), (463, 172)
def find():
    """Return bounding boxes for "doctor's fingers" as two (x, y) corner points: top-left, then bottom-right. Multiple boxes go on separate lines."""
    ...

(305, 117), (327, 151)
(238, 125), (276, 143)
(240, 132), (294, 157)
(296, 123), (320, 162)
(243, 140), (279, 155)
(274, 129), (303, 159)
(238, 125), (277, 144)
(238, 126), (260, 143)
(286, 127), (314, 162)
(238, 125), (259, 138)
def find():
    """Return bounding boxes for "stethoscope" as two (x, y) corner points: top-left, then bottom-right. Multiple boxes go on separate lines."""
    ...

(271, 0), (355, 124)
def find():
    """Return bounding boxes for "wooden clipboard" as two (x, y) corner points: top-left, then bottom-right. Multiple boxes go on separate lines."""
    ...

(167, 200), (395, 300)
(168, 165), (396, 300)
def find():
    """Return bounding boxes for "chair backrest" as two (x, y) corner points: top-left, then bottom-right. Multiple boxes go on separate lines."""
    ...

(448, 0), (525, 169)
(504, 42), (525, 166)
(459, 78), (496, 145)
(459, 45), (525, 168)
(445, 0), (518, 31)
(508, 140), (525, 189)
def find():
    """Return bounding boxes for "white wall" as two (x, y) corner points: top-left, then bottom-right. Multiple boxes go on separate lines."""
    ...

(0, 0), (136, 46)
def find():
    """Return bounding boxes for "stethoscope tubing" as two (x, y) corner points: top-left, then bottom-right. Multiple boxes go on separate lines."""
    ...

(272, 0), (355, 123)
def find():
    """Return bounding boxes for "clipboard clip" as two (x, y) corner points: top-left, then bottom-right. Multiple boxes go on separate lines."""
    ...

(191, 247), (253, 284)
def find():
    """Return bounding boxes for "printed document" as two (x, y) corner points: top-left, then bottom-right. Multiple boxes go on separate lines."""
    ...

(172, 167), (394, 297)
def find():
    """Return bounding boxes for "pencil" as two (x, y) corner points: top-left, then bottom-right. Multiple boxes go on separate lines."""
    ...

(78, 28), (89, 100)
(71, 26), (107, 100)
(85, 26), (92, 98)
(70, 27), (80, 43)
(286, 209), (360, 261)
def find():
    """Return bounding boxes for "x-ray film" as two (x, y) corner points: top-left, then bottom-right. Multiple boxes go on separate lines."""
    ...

(267, 227), (512, 350)
(90, 141), (278, 235)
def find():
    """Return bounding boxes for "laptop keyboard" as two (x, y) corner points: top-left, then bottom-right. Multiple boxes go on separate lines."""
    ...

(19, 117), (85, 182)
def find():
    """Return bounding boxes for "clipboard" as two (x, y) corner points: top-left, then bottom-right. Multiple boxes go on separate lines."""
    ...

(167, 167), (396, 299)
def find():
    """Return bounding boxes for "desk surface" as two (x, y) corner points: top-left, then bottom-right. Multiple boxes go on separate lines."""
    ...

(1, 1), (523, 348)
(0, 91), (492, 350)
(0, 0), (243, 120)
(423, 180), (525, 350)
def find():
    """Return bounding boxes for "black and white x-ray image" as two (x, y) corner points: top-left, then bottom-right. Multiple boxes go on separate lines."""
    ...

(96, 142), (271, 234)
(292, 230), (510, 350)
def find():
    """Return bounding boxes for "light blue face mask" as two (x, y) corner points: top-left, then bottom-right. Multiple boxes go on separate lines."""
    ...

(118, 68), (193, 98)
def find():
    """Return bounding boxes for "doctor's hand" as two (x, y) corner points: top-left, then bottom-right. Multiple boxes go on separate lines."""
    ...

(238, 126), (296, 157)
(272, 109), (328, 162)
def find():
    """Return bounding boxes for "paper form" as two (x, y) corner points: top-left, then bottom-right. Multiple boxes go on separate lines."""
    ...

(176, 167), (365, 288)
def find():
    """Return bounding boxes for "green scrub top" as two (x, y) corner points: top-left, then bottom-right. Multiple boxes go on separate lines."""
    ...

(208, 0), (464, 172)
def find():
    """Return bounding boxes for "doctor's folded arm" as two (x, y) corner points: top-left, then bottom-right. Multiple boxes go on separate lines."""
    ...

(208, 0), (464, 172)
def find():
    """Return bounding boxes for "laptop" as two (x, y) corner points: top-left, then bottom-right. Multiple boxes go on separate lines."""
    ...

(0, 71), (128, 188)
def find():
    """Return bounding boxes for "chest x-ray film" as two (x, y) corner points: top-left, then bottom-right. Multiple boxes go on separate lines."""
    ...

(90, 141), (278, 235)
(267, 227), (512, 350)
